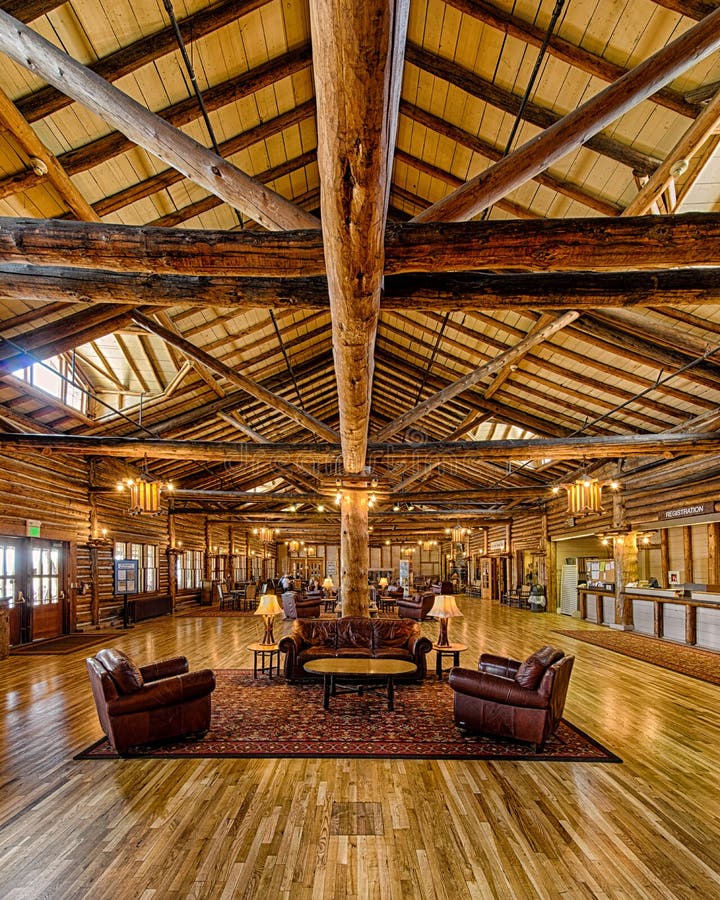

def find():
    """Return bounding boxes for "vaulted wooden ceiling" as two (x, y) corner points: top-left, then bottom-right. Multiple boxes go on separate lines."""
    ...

(0, 0), (719, 537)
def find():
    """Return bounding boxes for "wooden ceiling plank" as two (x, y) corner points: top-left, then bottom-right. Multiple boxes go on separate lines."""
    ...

(483, 314), (555, 400)
(92, 101), (316, 219)
(374, 311), (579, 441)
(411, 8), (720, 223)
(400, 101), (622, 217)
(623, 86), (720, 216)
(130, 311), (339, 443)
(16, 0), (274, 123)
(405, 42), (661, 177)
(310, 0), (408, 471)
(444, 0), (698, 119)
(57, 45), (313, 177)
(0, 85), (98, 220)
(4, 214), (720, 275)
(0, 10), (319, 231)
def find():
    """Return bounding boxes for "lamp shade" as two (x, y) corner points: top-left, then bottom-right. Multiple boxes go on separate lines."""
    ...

(322, 576), (334, 590)
(428, 595), (463, 619)
(378, 576), (389, 588)
(255, 593), (282, 617)
(427, 595), (462, 647)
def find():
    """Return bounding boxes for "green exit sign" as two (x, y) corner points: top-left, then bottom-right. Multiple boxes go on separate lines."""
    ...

(26, 520), (41, 537)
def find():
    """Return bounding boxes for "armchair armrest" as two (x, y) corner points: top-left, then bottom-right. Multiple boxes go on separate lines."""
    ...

(139, 656), (189, 683)
(448, 667), (547, 709)
(279, 633), (303, 655)
(478, 653), (521, 679)
(407, 634), (433, 656)
(108, 669), (215, 716)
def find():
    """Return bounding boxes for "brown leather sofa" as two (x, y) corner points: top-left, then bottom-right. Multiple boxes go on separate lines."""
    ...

(86, 648), (215, 755)
(279, 616), (433, 680)
(281, 590), (321, 619)
(448, 646), (574, 750)
(396, 591), (436, 621)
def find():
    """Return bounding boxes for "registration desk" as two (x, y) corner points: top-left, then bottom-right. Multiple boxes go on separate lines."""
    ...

(578, 586), (720, 651)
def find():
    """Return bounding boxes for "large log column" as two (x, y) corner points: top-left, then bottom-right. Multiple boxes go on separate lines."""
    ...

(614, 532), (638, 631)
(340, 489), (370, 617)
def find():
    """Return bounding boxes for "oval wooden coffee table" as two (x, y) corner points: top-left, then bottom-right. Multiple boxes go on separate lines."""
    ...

(303, 658), (417, 710)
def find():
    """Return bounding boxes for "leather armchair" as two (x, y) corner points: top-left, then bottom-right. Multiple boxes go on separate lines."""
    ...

(396, 591), (435, 621)
(86, 648), (215, 755)
(281, 590), (321, 619)
(448, 646), (574, 750)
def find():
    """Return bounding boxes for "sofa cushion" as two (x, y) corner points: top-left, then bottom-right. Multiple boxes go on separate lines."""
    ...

(372, 647), (414, 663)
(298, 647), (340, 667)
(515, 646), (564, 689)
(336, 616), (374, 649)
(336, 647), (373, 658)
(96, 648), (144, 694)
(372, 618), (419, 649)
(292, 619), (337, 648)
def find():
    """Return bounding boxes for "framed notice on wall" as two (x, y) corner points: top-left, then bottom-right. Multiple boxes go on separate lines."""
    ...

(114, 559), (139, 595)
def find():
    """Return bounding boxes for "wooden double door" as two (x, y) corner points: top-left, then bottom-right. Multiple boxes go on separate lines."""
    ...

(0, 538), (69, 645)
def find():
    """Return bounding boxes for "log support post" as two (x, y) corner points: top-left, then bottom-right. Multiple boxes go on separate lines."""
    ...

(167, 513), (177, 611)
(340, 488), (370, 617)
(683, 526), (693, 583)
(613, 531), (637, 630)
(686, 604), (697, 646)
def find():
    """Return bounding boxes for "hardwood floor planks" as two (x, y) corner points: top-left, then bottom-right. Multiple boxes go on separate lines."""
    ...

(2, 599), (720, 898)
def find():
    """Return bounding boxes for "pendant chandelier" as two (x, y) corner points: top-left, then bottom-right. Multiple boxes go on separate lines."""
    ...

(556, 477), (620, 517)
(253, 526), (279, 543)
(116, 477), (173, 515)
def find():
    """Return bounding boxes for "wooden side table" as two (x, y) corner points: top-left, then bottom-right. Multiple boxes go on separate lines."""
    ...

(433, 643), (468, 679)
(247, 642), (281, 678)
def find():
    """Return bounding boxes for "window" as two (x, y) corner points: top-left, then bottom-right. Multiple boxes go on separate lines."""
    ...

(114, 541), (158, 593)
(31, 545), (59, 604)
(0, 545), (16, 606)
(12, 353), (88, 413)
(177, 550), (203, 590)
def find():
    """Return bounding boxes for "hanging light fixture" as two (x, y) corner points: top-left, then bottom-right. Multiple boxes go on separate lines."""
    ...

(116, 477), (173, 515)
(253, 526), (278, 543)
(554, 477), (620, 517)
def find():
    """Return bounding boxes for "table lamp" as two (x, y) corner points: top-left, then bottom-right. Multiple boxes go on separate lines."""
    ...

(254, 593), (282, 644)
(428, 594), (463, 646)
(378, 576), (389, 593)
(322, 576), (334, 594)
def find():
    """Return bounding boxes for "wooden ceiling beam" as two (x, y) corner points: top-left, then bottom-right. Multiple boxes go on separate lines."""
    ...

(16, 0), (274, 123)
(57, 45), (313, 178)
(623, 86), (720, 216)
(0, 305), (136, 373)
(310, 0), (408, 471)
(412, 8), (720, 223)
(444, 0), (698, 119)
(3, 214), (720, 276)
(405, 42), (661, 177)
(4, 265), (720, 312)
(0, 11), (318, 231)
(92, 101), (316, 219)
(130, 312), (339, 444)
(2, 431), (720, 463)
(399, 101), (622, 217)
(373, 312), (579, 441)
(0, 88), (98, 220)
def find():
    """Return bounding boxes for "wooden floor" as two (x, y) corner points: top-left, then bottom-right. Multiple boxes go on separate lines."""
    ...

(2, 599), (720, 899)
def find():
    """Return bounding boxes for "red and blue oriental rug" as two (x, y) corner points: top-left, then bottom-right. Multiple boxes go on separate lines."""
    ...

(76, 669), (620, 763)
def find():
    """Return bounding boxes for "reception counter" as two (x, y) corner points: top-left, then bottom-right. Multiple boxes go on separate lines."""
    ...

(577, 586), (720, 651)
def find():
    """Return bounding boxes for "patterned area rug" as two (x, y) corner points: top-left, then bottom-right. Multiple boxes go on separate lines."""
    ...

(554, 629), (720, 686)
(75, 669), (620, 762)
(10, 633), (119, 655)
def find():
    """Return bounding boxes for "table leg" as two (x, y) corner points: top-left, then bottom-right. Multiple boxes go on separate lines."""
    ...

(323, 674), (331, 709)
(436, 651), (442, 679)
(253, 652), (258, 679)
(387, 675), (395, 710)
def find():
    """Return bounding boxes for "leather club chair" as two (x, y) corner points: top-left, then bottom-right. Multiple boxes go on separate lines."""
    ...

(281, 590), (321, 619)
(448, 645), (575, 750)
(396, 591), (436, 621)
(85, 648), (215, 755)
